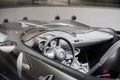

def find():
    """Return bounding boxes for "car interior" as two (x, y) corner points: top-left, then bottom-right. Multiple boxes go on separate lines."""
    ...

(23, 27), (120, 79)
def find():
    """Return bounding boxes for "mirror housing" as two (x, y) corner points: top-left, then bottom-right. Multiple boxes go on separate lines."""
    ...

(0, 41), (17, 53)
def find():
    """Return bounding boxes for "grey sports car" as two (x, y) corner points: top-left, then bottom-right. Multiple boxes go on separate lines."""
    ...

(0, 20), (119, 80)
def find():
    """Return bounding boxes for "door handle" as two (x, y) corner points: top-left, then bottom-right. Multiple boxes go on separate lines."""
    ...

(17, 52), (23, 78)
(17, 52), (31, 78)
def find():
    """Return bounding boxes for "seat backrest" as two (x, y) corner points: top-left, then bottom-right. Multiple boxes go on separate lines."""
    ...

(88, 40), (120, 78)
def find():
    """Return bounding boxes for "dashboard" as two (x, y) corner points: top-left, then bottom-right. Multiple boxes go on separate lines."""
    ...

(25, 30), (113, 48)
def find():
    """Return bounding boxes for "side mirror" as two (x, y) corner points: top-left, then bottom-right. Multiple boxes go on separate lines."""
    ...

(0, 41), (16, 53)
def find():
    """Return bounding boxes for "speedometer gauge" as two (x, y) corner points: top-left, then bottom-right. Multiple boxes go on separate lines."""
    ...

(50, 40), (57, 47)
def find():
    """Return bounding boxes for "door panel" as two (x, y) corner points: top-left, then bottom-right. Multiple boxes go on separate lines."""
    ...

(23, 54), (77, 80)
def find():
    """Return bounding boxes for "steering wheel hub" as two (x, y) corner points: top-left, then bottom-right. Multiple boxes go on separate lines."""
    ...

(54, 47), (66, 62)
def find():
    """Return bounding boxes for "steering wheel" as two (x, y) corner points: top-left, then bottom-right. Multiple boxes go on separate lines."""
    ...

(43, 36), (75, 66)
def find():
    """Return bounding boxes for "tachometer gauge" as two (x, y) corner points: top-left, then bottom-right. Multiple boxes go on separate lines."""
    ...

(50, 40), (57, 47)
(39, 41), (45, 51)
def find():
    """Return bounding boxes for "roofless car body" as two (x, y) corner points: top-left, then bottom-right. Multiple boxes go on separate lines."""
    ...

(0, 20), (119, 80)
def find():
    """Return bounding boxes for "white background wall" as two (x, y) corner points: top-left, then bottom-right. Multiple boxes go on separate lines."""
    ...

(0, 6), (120, 31)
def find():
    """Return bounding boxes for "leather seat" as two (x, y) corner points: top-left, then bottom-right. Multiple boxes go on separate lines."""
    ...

(88, 40), (120, 79)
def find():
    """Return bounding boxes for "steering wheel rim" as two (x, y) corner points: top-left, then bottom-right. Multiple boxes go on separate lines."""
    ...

(43, 36), (75, 66)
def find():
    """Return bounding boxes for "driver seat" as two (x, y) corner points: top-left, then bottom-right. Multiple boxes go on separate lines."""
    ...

(88, 40), (120, 78)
